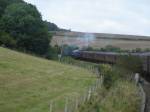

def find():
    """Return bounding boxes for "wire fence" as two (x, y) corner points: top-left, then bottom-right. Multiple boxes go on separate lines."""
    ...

(60, 57), (100, 77)
(49, 76), (103, 112)
(49, 57), (144, 112)
(48, 57), (103, 112)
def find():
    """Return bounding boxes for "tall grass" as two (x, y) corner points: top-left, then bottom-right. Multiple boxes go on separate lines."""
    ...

(76, 64), (141, 112)
(56, 57), (141, 112)
(77, 80), (141, 112)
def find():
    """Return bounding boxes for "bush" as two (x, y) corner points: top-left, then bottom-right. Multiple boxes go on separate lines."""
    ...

(98, 64), (120, 89)
(78, 80), (140, 112)
(116, 55), (142, 74)
(81, 45), (123, 53)
(0, 31), (16, 47)
(45, 46), (59, 60)
(99, 81), (140, 112)
(104, 45), (121, 52)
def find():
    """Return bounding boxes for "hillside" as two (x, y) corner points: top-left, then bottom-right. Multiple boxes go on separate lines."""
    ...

(51, 31), (150, 49)
(0, 47), (96, 112)
(53, 31), (150, 40)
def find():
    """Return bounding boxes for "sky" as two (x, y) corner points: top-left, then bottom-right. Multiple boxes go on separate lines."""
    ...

(24, 0), (150, 36)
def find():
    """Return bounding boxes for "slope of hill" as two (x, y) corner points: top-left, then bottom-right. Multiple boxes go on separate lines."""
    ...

(51, 31), (150, 49)
(0, 47), (96, 112)
(54, 31), (150, 40)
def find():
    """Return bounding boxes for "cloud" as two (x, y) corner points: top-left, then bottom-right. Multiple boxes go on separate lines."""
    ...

(24, 0), (150, 36)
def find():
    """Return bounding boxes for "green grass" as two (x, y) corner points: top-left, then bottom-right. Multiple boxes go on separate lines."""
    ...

(78, 80), (141, 112)
(0, 47), (96, 112)
(99, 81), (140, 112)
(77, 64), (141, 112)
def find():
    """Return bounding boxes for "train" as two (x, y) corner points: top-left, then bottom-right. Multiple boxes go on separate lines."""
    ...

(71, 50), (150, 76)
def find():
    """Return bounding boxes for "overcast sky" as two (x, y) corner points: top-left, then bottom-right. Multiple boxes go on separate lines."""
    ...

(24, 0), (150, 36)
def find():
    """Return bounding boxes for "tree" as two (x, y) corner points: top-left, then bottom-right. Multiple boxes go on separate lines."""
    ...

(44, 21), (59, 31)
(0, 2), (50, 55)
(0, 31), (16, 47)
(0, 0), (23, 18)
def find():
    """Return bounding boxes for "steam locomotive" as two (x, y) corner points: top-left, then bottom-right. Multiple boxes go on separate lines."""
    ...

(71, 50), (150, 75)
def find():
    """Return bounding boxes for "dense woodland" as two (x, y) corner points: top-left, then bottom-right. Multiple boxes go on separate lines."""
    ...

(0, 0), (67, 58)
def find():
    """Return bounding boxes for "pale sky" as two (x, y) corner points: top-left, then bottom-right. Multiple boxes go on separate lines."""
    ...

(24, 0), (150, 36)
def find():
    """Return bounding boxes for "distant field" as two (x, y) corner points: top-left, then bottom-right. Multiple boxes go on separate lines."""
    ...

(0, 47), (96, 112)
(51, 35), (150, 50)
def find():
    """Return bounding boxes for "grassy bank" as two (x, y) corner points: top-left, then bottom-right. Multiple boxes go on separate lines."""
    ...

(0, 47), (96, 112)
(78, 80), (141, 112)
(77, 65), (141, 112)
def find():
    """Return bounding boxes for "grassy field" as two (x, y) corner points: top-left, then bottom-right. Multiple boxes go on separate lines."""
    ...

(0, 47), (96, 112)
(52, 35), (150, 50)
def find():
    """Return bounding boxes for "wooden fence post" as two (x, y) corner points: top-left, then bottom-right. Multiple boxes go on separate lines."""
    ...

(88, 88), (92, 101)
(64, 98), (68, 112)
(50, 101), (53, 112)
(75, 97), (79, 111)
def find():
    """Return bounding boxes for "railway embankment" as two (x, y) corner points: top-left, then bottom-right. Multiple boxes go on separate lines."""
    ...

(61, 57), (143, 112)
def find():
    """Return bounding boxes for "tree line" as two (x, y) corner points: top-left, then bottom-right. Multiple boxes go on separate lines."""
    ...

(82, 45), (150, 53)
(0, 0), (67, 58)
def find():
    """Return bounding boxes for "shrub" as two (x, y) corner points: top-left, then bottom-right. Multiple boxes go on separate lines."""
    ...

(45, 46), (58, 60)
(116, 55), (142, 74)
(0, 31), (16, 47)
(99, 81), (140, 112)
(98, 64), (120, 89)
(77, 80), (140, 112)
